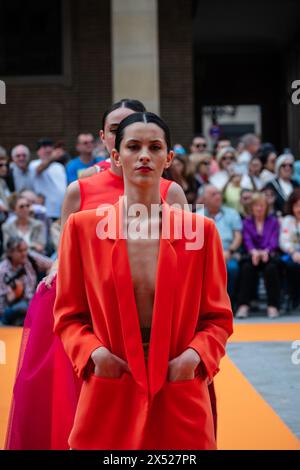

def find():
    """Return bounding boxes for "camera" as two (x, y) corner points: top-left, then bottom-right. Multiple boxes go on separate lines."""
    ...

(4, 267), (26, 289)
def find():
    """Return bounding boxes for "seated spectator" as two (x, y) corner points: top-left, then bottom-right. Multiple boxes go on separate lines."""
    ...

(280, 188), (300, 309)
(190, 134), (207, 154)
(66, 133), (103, 184)
(264, 153), (299, 216)
(209, 146), (237, 191)
(20, 189), (53, 255)
(10, 144), (34, 192)
(2, 194), (46, 253)
(223, 173), (243, 213)
(236, 133), (261, 174)
(0, 146), (11, 211)
(209, 138), (232, 176)
(236, 192), (281, 319)
(236, 140), (245, 157)
(0, 237), (51, 325)
(189, 151), (211, 174)
(239, 189), (253, 218)
(240, 156), (264, 191)
(20, 190), (49, 224)
(29, 138), (67, 220)
(0, 146), (14, 193)
(261, 186), (276, 216)
(193, 153), (211, 189)
(168, 155), (198, 208)
(200, 184), (242, 304)
(0, 147), (10, 255)
(257, 143), (277, 184)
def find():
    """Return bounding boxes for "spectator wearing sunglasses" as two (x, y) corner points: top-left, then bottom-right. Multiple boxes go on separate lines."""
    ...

(2, 194), (46, 254)
(190, 134), (207, 154)
(10, 144), (34, 192)
(264, 153), (299, 216)
(65, 133), (104, 185)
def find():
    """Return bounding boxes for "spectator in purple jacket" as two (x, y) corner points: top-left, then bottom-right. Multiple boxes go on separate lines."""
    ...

(236, 192), (281, 319)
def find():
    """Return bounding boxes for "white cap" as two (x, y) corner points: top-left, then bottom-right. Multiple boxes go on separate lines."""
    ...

(275, 153), (294, 175)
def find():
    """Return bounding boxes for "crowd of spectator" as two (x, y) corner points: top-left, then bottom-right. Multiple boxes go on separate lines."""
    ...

(168, 133), (300, 319)
(0, 130), (300, 324)
(0, 135), (107, 325)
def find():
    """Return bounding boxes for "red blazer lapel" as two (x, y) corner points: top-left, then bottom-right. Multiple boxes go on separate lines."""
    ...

(108, 198), (148, 391)
(109, 199), (179, 398)
(111, 239), (148, 391)
(147, 236), (177, 400)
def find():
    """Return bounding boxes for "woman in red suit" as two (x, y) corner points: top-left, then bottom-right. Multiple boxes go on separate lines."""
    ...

(54, 112), (233, 450)
(5, 100), (188, 450)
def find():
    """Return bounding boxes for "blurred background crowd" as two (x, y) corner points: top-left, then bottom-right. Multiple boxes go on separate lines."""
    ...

(0, 130), (300, 325)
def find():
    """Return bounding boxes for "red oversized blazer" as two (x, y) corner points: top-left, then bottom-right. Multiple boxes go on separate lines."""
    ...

(54, 199), (233, 450)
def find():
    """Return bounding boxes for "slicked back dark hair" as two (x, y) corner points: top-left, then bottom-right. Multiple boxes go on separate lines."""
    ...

(115, 112), (171, 153)
(101, 99), (146, 130)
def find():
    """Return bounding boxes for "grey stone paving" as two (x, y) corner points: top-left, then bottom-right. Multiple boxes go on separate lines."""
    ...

(234, 313), (300, 324)
(227, 341), (300, 439)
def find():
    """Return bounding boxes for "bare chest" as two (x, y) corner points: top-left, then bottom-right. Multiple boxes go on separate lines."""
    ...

(126, 237), (160, 327)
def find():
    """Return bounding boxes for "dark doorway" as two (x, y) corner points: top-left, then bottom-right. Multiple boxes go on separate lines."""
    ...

(193, 0), (300, 152)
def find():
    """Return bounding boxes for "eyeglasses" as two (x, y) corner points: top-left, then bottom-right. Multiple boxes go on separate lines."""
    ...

(0, 163), (8, 168)
(81, 140), (94, 145)
(195, 143), (207, 148)
(18, 204), (30, 209)
(281, 163), (293, 169)
(201, 161), (210, 166)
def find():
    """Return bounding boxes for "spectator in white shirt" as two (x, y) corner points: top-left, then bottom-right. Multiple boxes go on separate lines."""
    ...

(10, 145), (34, 192)
(264, 154), (299, 215)
(236, 134), (261, 174)
(240, 156), (264, 191)
(257, 143), (277, 184)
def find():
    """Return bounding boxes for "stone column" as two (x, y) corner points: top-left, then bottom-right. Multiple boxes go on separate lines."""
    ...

(158, 0), (194, 148)
(111, 0), (159, 113)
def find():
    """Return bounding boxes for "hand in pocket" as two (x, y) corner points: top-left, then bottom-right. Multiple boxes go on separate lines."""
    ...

(91, 346), (130, 378)
(167, 347), (201, 382)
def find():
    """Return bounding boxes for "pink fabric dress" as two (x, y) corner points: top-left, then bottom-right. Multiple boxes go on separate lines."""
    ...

(5, 278), (82, 449)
